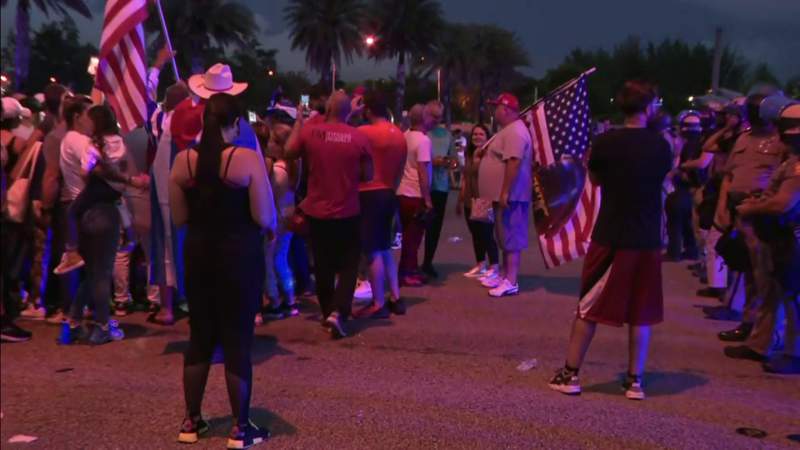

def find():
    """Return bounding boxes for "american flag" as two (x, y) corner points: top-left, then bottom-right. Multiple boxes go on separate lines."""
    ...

(526, 75), (600, 268)
(95, 0), (149, 133)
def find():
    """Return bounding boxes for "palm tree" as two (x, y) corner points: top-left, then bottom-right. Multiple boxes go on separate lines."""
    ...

(145, 0), (257, 76)
(367, 0), (444, 118)
(420, 23), (473, 126)
(0, 0), (91, 91)
(470, 24), (529, 122)
(284, 0), (365, 86)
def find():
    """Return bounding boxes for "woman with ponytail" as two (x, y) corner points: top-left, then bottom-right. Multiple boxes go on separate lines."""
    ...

(169, 93), (276, 448)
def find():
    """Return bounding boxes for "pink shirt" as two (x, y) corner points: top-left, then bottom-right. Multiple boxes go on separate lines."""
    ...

(296, 122), (371, 219)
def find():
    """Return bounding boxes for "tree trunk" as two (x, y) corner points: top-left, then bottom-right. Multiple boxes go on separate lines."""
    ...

(443, 71), (452, 130)
(395, 51), (406, 122)
(477, 72), (485, 124)
(14, 0), (31, 92)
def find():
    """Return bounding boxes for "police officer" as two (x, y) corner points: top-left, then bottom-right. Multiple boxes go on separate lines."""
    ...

(715, 93), (790, 340)
(725, 103), (800, 374)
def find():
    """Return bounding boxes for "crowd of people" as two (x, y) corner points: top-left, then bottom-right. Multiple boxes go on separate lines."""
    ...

(1, 49), (798, 446)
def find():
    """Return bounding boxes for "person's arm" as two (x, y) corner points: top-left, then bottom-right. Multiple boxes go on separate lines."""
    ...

(714, 176), (732, 229)
(245, 149), (277, 231)
(418, 162), (433, 209)
(499, 157), (521, 209)
(702, 127), (728, 154)
(285, 105), (306, 160)
(681, 152), (714, 171)
(168, 151), (190, 226)
(738, 174), (800, 217)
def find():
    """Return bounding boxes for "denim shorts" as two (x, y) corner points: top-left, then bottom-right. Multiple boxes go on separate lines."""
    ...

(494, 201), (530, 252)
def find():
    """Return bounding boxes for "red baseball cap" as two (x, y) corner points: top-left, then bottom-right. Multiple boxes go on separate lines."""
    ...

(488, 92), (520, 111)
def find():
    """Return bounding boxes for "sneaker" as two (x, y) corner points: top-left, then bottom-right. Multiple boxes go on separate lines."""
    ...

(464, 263), (487, 278)
(227, 421), (270, 449)
(58, 322), (87, 345)
(324, 312), (347, 339)
(53, 251), (85, 275)
(88, 321), (124, 345)
(177, 416), (210, 444)
(488, 279), (519, 297)
(279, 303), (300, 317)
(391, 232), (402, 250)
(113, 301), (130, 317)
(353, 280), (373, 300)
(548, 367), (581, 395)
(400, 274), (424, 287)
(20, 303), (46, 320)
(421, 264), (439, 279)
(262, 306), (284, 320)
(1, 320), (32, 342)
(353, 302), (390, 319)
(481, 272), (502, 289)
(46, 310), (66, 325)
(387, 298), (407, 315)
(623, 374), (646, 400)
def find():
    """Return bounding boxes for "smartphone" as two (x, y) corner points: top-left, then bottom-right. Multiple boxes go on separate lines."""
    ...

(300, 94), (310, 109)
(87, 56), (99, 76)
(247, 110), (257, 123)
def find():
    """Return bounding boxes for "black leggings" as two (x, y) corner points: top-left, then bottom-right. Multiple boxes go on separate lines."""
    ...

(464, 207), (499, 265)
(183, 228), (265, 426)
(423, 190), (449, 267)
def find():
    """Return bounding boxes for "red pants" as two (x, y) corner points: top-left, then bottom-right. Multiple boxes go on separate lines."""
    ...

(398, 195), (426, 274)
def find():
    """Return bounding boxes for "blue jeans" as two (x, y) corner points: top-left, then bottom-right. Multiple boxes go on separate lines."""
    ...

(265, 230), (295, 302)
(69, 203), (120, 325)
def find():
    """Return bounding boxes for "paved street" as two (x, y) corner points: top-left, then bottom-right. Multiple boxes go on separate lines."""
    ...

(2, 196), (799, 449)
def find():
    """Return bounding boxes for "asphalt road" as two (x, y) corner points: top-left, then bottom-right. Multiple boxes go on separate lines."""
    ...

(2, 197), (799, 449)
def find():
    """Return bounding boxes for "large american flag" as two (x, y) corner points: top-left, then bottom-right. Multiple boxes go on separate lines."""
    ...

(526, 75), (600, 268)
(95, 0), (149, 133)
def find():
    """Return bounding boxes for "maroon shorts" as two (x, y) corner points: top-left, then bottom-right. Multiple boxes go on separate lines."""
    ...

(577, 242), (663, 327)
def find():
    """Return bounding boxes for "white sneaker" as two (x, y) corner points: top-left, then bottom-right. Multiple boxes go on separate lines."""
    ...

(353, 280), (373, 301)
(391, 233), (402, 250)
(480, 273), (502, 288)
(20, 302), (46, 320)
(464, 263), (487, 278)
(488, 279), (519, 297)
(46, 310), (66, 325)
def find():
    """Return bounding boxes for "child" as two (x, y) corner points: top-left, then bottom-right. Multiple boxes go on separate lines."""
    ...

(53, 105), (146, 275)
(258, 112), (300, 323)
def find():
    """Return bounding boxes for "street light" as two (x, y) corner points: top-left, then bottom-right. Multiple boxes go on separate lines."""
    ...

(267, 69), (275, 77)
(49, 76), (57, 83)
(365, 35), (376, 47)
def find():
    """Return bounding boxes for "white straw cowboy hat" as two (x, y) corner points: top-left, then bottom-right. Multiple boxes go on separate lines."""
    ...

(188, 63), (248, 99)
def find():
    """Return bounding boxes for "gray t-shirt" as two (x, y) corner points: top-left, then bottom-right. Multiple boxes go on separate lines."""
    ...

(478, 119), (532, 202)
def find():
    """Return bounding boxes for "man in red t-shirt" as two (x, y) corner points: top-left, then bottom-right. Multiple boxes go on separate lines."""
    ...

(353, 92), (408, 319)
(286, 91), (373, 339)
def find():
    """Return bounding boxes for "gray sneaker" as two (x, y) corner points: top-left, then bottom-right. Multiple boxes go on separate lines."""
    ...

(88, 321), (125, 345)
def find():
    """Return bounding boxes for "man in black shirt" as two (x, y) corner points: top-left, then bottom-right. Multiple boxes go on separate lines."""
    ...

(549, 80), (673, 400)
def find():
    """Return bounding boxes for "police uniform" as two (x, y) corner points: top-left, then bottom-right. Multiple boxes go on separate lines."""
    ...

(745, 155), (800, 359)
(723, 131), (789, 324)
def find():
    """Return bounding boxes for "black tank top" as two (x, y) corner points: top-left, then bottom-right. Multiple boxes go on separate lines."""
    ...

(185, 147), (259, 235)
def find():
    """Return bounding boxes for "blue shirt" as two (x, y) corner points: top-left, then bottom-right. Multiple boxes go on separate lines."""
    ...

(427, 125), (453, 192)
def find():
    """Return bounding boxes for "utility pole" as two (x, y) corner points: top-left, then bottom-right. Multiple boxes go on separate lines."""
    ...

(711, 27), (723, 94)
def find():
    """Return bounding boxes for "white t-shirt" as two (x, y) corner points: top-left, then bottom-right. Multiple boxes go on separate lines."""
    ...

(271, 160), (296, 219)
(396, 130), (432, 198)
(59, 130), (92, 202)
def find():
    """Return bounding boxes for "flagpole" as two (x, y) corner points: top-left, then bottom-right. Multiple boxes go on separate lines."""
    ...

(155, 0), (180, 81)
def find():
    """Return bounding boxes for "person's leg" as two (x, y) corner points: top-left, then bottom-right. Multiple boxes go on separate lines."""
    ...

(289, 235), (311, 294)
(54, 202), (80, 318)
(309, 219), (336, 318)
(112, 230), (132, 306)
(78, 205), (120, 329)
(505, 251), (521, 285)
(423, 190), (448, 270)
(398, 196), (423, 275)
(628, 325), (652, 376)
(664, 192), (682, 259)
(565, 317), (598, 370)
(681, 209), (698, 259)
(705, 227), (727, 289)
(333, 217), (361, 319)
(27, 224), (49, 310)
(367, 252), (386, 308)
(274, 231), (296, 304)
(466, 214), (486, 265)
